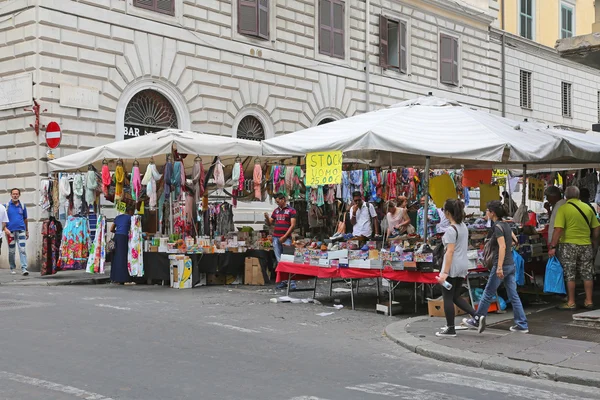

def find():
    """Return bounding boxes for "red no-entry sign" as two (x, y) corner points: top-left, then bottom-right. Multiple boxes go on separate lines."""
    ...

(45, 121), (61, 149)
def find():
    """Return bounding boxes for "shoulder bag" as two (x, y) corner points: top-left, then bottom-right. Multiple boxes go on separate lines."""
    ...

(483, 223), (504, 270)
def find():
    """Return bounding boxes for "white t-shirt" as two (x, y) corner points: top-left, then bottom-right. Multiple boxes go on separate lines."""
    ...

(442, 222), (469, 278)
(350, 202), (377, 237)
(0, 204), (8, 240)
(548, 199), (566, 244)
(436, 208), (451, 234)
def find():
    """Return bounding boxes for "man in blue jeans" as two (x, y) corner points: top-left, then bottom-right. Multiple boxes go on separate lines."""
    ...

(5, 188), (29, 276)
(265, 193), (296, 289)
(464, 200), (528, 334)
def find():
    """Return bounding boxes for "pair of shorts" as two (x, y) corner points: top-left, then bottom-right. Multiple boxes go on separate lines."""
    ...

(558, 243), (594, 282)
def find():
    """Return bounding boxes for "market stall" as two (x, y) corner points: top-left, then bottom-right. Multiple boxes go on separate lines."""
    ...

(261, 95), (600, 312)
(43, 129), (282, 285)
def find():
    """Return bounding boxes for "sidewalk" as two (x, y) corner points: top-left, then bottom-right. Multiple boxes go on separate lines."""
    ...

(385, 310), (600, 388)
(0, 269), (111, 286)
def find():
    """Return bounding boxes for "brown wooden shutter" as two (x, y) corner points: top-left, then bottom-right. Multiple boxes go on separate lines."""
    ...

(319, 0), (333, 55)
(332, 0), (344, 58)
(239, 0), (258, 36)
(134, 0), (154, 12)
(258, 0), (269, 39)
(379, 15), (388, 68)
(452, 36), (459, 85)
(399, 20), (407, 73)
(156, 0), (175, 16)
(440, 34), (454, 85)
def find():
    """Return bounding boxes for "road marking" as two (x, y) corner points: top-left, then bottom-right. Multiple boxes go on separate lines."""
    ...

(416, 373), (596, 400)
(288, 397), (330, 400)
(206, 322), (260, 333)
(95, 304), (131, 311)
(0, 371), (114, 399)
(346, 382), (471, 399)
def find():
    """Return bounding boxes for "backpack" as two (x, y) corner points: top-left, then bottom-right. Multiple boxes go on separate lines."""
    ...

(434, 225), (458, 269)
(483, 223), (504, 270)
(5, 202), (25, 213)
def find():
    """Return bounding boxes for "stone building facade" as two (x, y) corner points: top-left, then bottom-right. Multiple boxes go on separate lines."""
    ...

(0, 0), (598, 269)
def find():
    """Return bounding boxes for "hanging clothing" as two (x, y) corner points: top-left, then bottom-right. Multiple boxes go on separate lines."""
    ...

(131, 166), (142, 201)
(86, 214), (106, 274)
(101, 164), (111, 196)
(40, 180), (51, 211)
(58, 216), (90, 271)
(172, 161), (183, 199)
(86, 170), (98, 205)
(114, 165), (125, 200)
(41, 218), (63, 276)
(214, 159), (225, 189)
(163, 161), (173, 197)
(253, 163), (262, 200)
(73, 174), (84, 214)
(59, 175), (71, 210)
(192, 160), (205, 202)
(128, 215), (144, 277)
(142, 163), (162, 209)
(293, 166), (303, 199)
(51, 179), (60, 217)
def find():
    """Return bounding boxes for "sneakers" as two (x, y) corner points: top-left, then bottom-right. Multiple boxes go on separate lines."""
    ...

(509, 325), (529, 334)
(10, 270), (16, 275)
(275, 281), (288, 289)
(289, 281), (297, 290)
(462, 315), (486, 333)
(22, 270), (29, 276)
(435, 326), (456, 337)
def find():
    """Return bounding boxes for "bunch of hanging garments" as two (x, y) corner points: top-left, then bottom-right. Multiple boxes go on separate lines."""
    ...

(58, 216), (90, 271)
(41, 217), (63, 276)
(128, 215), (144, 277)
(86, 215), (106, 274)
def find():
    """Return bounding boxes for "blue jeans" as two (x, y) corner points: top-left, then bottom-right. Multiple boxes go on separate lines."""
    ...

(476, 263), (528, 329)
(8, 230), (28, 272)
(273, 237), (291, 263)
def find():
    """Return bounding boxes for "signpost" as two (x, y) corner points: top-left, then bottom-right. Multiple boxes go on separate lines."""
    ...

(45, 121), (61, 149)
(305, 151), (343, 186)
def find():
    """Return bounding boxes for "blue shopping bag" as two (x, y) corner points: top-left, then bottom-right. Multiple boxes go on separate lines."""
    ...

(543, 256), (566, 295)
(513, 249), (525, 286)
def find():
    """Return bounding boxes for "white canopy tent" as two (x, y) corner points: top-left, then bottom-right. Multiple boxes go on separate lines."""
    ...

(261, 96), (600, 238)
(47, 129), (265, 173)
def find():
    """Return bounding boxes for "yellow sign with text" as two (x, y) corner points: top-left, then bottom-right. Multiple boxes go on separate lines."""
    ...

(305, 151), (343, 186)
(528, 178), (545, 202)
(492, 169), (508, 186)
(115, 200), (127, 214)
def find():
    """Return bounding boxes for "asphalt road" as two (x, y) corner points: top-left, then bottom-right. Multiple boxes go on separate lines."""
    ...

(0, 284), (598, 400)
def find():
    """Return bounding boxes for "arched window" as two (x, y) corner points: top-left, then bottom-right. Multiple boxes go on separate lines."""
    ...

(124, 89), (178, 139)
(318, 117), (336, 125)
(236, 115), (265, 141)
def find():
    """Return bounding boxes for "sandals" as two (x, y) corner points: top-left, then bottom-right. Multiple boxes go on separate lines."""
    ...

(557, 302), (577, 310)
(584, 302), (594, 310)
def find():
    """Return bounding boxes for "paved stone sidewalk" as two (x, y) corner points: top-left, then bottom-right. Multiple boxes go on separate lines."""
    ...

(0, 269), (110, 286)
(385, 312), (600, 388)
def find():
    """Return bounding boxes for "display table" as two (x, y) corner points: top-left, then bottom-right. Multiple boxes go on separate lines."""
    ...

(275, 261), (439, 312)
(143, 250), (273, 286)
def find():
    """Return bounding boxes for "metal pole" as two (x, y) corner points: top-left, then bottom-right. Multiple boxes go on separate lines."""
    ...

(423, 156), (431, 242)
(522, 164), (527, 207)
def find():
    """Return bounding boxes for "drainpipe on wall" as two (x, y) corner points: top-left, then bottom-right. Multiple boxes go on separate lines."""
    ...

(501, 0), (506, 117)
(365, 0), (371, 112)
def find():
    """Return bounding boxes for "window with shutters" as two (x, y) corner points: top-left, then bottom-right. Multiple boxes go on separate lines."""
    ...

(520, 70), (532, 109)
(439, 34), (459, 86)
(519, 0), (534, 40)
(561, 82), (572, 118)
(238, 0), (269, 40)
(379, 15), (407, 73)
(133, 0), (175, 16)
(560, 3), (574, 39)
(319, 0), (345, 59)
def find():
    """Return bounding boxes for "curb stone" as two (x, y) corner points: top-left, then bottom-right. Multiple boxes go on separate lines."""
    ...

(1, 277), (110, 287)
(385, 316), (600, 388)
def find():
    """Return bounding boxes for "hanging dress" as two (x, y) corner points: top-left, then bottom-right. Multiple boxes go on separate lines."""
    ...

(41, 218), (63, 276)
(128, 215), (144, 277)
(86, 214), (106, 274)
(58, 216), (90, 271)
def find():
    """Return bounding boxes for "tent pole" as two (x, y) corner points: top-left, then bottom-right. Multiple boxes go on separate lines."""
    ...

(522, 164), (527, 207)
(423, 156), (431, 243)
(507, 172), (513, 215)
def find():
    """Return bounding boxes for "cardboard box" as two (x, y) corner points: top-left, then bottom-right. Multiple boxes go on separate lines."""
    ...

(169, 255), (192, 289)
(328, 250), (349, 260)
(244, 257), (266, 285)
(280, 254), (295, 262)
(207, 273), (227, 285)
(149, 245), (158, 252)
(427, 298), (468, 317)
(376, 301), (402, 316)
(349, 259), (382, 269)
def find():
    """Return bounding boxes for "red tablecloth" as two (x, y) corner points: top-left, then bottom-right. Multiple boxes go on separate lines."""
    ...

(276, 261), (439, 284)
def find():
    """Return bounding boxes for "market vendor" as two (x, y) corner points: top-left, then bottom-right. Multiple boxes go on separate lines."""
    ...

(350, 191), (379, 239)
(417, 195), (440, 238)
(265, 193), (297, 290)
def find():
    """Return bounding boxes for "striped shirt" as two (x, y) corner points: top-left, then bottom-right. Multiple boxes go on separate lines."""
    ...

(271, 206), (296, 238)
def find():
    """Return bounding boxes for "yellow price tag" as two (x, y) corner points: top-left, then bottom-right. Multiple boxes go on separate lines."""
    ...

(305, 151), (343, 186)
(115, 200), (127, 214)
(492, 169), (508, 186)
(528, 178), (545, 202)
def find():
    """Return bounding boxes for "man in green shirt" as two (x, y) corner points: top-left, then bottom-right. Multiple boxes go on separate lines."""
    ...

(549, 186), (600, 310)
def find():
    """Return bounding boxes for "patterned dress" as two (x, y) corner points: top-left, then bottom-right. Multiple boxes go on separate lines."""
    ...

(127, 215), (144, 277)
(58, 216), (90, 270)
(86, 215), (106, 274)
(41, 218), (63, 276)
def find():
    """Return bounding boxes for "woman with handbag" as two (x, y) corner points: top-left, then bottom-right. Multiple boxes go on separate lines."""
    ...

(464, 200), (529, 334)
(436, 199), (478, 337)
(110, 208), (133, 285)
